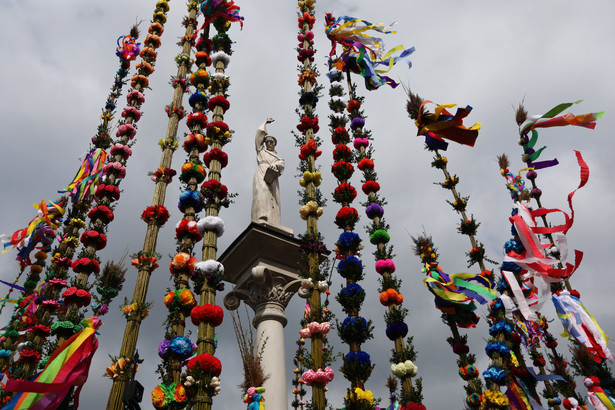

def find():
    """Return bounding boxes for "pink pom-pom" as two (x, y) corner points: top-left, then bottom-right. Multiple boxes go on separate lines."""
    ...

(116, 123), (137, 139)
(302, 369), (316, 386)
(353, 138), (369, 150)
(375, 259), (396, 275)
(299, 328), (311, 338)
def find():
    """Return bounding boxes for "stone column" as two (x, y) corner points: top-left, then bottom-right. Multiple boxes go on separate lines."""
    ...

(225, 265), (297, 410)
(220, 223), (314, 409)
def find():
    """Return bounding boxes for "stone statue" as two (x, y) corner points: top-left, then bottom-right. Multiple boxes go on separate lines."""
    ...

(252, 118), (285, 225)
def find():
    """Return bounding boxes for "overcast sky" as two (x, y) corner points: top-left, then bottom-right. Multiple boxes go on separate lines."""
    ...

(1, 1), (614, 409)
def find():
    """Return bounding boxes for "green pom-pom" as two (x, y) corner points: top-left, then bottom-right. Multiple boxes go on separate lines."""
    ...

(370, 230), (390, 245)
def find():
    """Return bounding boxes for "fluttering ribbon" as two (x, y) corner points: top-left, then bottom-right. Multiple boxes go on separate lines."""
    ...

(552, 290), (614, 364)
(2, 200), (65, 262)
(585, 377), (615, 410)
(325, 14), (414, 90)
(60, 148), (108, 203)
(519, 100), (603, 169)
(3, 317), (101, 409)
(505, 375), (545, 410)
(414, 101), (481, 150)
(423, 264), (496, 327)
(505, 151), (588, 283)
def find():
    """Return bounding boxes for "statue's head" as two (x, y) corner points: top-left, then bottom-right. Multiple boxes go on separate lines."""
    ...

(264, 135), (277, 151)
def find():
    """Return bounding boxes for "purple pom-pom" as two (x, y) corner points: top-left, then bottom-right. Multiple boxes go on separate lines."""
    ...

(365, 203), (384, 219)
(158, 339), (171, 358)
(350, 117), (365, 130)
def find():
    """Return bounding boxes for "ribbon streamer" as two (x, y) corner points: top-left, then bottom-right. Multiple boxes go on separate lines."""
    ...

(4, 318), (101, 409)
(423, 264), (495, 327)
(415, 101), (481, 150)
(519, 100), (603, 169)
(325, 14), (414, 90)
(552, 290), (614, 363)
(60, 148), (109, 203)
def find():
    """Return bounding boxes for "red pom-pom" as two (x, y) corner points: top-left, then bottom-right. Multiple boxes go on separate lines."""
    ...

(191, 304), (224, 326)
(362, 180), (380, 195)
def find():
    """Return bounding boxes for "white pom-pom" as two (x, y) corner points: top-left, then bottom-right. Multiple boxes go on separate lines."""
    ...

(317, 281), (329, 292)
(197, 216), (225, 237)
(211, 51), (230, 68)
(195, 260), (224, 276)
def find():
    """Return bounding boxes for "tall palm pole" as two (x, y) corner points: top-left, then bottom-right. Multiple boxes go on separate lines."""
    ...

(105, 1), (187, 407)
(325, 14), (418, 406)
(189, 2), (243, 409)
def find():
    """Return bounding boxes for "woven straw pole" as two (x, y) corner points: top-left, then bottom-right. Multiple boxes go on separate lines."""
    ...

(107, 4), (199, 407)
(193, 56), (226, 410)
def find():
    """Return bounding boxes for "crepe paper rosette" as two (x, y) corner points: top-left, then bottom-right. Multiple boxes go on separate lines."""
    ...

(203, 148), (228, 169)
(369, 229), (390, 245)
(88, 205), (115, 224)
(296, 116), (320, 134)
(62, 287), (92, 307)
(207, 95), (230, 113)
(200, 179), (228, 201)
(103, 162), (127, 179)
(379, 289), (403, 306)
(80, 230), (107, 250)
(151, 167), (177, 183)
(141, 205), (170, 226)
(334, 206), (359, 229)
(186, 353), (222, 376)
(190, 304), (224, 327)
(110, 143), (133, 161)
(333, 182), (357, 204)
(391, 360), (418, 378)
(183, 133), (209, 153)
(71, 257), (101, 275)
(194, 260), (225, 284)
(178, 189), (204, 213)
(299, 171), (322, 187)
(362, 180), (380, 195)
(299, 139), (322, 161)
(299, 321), (331, 338)
(299, 200), (323, 221)
(196, 215), (225, 237)
(169, 252), (197, 276)
(331, 161), (354, 181)
(332, 144), (352, 162)
(385, 321), (408, 341)
(175, 219), (202, 242)
(116, 123), (137, 140)
(301, 368), (334, 386)
(336, 255), (363, 282)
(164, 105), (185, 119)
(151, 382), (187, 408)
(105, 356), (138, 379)
(186, 111), (208, 129)
(164, 289), (196, 312)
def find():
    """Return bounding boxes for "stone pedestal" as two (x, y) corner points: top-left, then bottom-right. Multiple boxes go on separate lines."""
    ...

(220, 222), (304, 410)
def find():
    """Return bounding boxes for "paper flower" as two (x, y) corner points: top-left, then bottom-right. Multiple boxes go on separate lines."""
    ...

(191, 304), (224, 326)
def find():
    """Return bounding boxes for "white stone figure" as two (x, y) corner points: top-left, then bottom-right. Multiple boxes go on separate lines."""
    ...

(251, 118), (285, 225)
